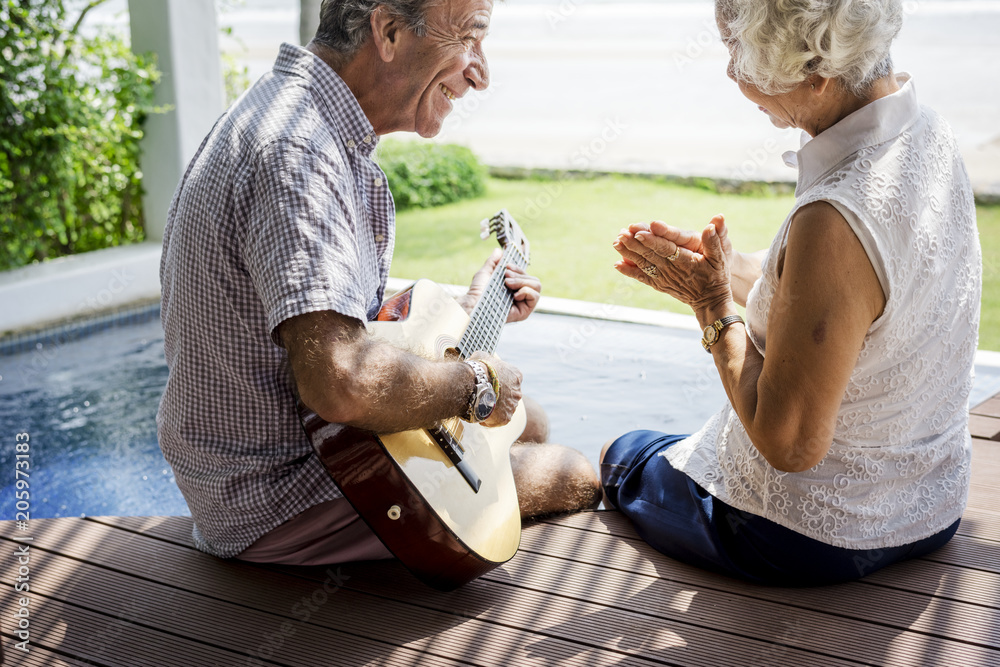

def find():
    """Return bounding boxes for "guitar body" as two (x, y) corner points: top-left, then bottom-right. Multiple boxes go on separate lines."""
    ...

(302, 279), (525, 591)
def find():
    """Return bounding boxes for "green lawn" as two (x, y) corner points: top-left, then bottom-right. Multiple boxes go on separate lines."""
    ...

(392, 176), (1000, 351)
(979, 204), (1000, 351)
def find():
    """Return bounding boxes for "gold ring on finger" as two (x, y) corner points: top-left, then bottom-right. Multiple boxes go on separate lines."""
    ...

(666, 247), (681, 262)
(641, 264), (658, 278)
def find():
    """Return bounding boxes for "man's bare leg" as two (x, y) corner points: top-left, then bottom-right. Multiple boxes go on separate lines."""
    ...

(518, 395), (551, 444)
(511, 397), (602, 520)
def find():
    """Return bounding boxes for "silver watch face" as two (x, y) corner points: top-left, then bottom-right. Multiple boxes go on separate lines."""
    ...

(474, 385), (497, 421)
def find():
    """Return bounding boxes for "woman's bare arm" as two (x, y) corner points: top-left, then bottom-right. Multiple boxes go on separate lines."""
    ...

(615, 202), (884, 472)
(695, 202), (884, 471)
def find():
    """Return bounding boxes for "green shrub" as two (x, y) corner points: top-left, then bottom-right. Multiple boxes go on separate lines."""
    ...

(376, 139), (487, 210)
(0, 0), (161, 271)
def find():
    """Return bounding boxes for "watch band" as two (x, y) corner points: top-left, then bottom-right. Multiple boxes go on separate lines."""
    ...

(480, 360), (501, 404)
(464, 360), (491, 422)
(702, 315), (744, 352)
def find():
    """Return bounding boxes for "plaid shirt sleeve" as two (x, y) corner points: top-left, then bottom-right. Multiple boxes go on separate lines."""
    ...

(242, 136), (372, 345)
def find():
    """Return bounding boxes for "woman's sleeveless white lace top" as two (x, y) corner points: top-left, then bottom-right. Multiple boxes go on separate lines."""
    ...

(664, 76), (982, 549)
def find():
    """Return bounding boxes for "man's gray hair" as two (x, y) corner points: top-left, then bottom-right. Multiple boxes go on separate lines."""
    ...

(313, 0), (432, 57)
(716, 0), (904, 97)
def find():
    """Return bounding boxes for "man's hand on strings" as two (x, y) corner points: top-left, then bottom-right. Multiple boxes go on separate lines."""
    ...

(458, 248), (542, 323)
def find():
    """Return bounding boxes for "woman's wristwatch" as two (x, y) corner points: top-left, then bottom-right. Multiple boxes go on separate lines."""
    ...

(701, 315), (744, 352)
(463, 360), (497, 423)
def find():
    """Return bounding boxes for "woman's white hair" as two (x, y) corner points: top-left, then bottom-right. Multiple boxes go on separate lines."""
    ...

(716, 0), (904, 96)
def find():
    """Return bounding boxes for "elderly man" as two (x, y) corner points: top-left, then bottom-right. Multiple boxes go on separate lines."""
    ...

(157, 0), (601, 566)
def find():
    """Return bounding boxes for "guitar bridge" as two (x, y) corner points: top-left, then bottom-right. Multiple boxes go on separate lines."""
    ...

(428, 424), (482, 493)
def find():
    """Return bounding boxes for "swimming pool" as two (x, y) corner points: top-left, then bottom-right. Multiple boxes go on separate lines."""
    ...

(3, 308), (999, 520)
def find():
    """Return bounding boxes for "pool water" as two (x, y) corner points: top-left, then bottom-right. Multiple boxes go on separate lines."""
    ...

(3, 312), (1000, 520)
(1, 321), (187, 519)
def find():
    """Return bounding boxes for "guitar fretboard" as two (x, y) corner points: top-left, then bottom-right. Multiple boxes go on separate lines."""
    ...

(456, 244), (527, 358)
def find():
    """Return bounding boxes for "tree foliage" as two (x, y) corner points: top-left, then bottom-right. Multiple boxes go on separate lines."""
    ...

(0, 0), (161, 270)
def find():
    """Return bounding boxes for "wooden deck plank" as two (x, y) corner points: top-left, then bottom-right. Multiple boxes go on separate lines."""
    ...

(512, 525), (1000, 645)
(6, 391), (997, 666)
(0, 644), (112, 667)
(74, 516), (1000, 666)
(863, 558), (1000, 608)
(970, 415), (1000, 440)
(923, 534), (1000, 574)
(0, 547), (486, 667)
(318, 561), (865, 667)
(492, 548), (996, 666)
(538, 509), (1000, 606)
(972, 395), (1000, 419)
(6, 534), (859, 667)
(88, 514), (193, 544)
(968, 443), (1000, 480)
(0, 585), (260, 667)
(93, 512), (1000, 611)
(0, 520), (670, 667)
(971, 436), (1000, 462)
(967, 484), (1000, 513)
(37, 518), (877, 667)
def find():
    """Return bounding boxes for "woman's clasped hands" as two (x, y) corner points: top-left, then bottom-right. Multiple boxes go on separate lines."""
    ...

(613, 215), (735, 315)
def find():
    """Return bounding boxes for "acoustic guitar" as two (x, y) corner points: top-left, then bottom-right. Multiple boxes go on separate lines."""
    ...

(299, 210), (531, 590)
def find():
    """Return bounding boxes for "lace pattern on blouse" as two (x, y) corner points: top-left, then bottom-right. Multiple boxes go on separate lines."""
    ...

(664, 85), (980, 549)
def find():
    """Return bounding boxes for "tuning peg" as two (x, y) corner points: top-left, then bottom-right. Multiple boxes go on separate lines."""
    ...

(479, 218), (491, 240)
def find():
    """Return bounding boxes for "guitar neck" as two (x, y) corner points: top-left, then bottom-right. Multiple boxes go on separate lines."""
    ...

(457, 244), (526, 358)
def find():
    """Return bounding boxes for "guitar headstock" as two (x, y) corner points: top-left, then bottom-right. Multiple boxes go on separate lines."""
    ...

(479, 209), (530, 267)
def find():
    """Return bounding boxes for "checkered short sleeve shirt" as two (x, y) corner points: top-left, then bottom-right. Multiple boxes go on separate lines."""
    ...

(157, 43), (394, 558)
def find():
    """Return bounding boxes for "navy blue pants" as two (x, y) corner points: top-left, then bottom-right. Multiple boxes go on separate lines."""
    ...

(601, 431), (960, 586)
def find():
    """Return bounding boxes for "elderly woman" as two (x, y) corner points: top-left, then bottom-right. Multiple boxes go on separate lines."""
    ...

(605, 0), (982, 586)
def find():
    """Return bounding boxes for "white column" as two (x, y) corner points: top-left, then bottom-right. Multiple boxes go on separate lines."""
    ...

(128, 0), (224, 242)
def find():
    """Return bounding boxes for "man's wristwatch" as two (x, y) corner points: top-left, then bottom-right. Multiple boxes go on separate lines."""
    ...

(702, 315), (744, 352)
(463, 360), (497, 423)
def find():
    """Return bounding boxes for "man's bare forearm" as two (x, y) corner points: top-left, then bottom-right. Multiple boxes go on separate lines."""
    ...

(281, 310), (474, 433)
(326, 337), (475, 433)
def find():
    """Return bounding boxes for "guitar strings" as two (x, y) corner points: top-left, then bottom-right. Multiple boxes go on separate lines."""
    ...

(458, 243), (526, 358)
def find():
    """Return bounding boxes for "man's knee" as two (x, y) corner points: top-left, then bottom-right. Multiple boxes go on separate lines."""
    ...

(518, 395), (550, 444)
(511, 442), (602, 519)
